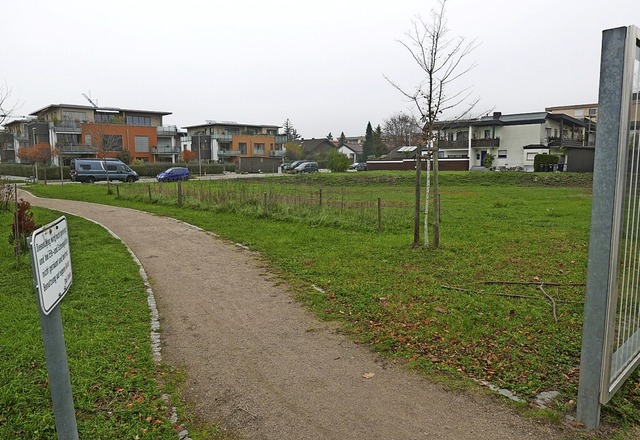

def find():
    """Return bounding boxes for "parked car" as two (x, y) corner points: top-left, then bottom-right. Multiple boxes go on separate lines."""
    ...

(349, 162), (367, 171)
(156, 167), (190, 182)
(70, 158), (138, 183)
(281, 162), (292, 171)
(294, 162), (319, 173)
(287, 160), (308, 172)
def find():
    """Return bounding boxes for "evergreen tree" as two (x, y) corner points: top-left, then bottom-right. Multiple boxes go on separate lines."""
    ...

(282, 118), (301, 141)
(339, 132), (347, 147)
(373, 125), (385, 157)
(326, 132), (333, 141)
(363, 122), (374, 158)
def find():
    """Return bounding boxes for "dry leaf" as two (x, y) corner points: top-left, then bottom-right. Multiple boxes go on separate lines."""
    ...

(362, 372), (375, 379)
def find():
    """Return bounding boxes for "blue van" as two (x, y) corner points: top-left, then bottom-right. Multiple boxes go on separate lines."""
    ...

(70, 159), (138, 183)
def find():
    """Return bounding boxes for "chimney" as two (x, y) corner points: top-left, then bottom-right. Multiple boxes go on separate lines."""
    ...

(493, 112), (502, 120)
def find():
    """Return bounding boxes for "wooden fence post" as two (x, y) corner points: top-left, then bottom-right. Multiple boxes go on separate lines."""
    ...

(148, 185), (152, 203)
(263, 192), (268, 214)
(319, 188), (323, 207)
(116, 185), (120, 198)
(378, 197), (382, 231)
(177, 181), (183, 207)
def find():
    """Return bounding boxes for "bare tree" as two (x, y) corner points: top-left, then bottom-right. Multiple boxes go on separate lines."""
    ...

(85, 123), (125, 194)
(0, 81), (19, 126)
(386, 0), (479, 248)
(383, 112), (421, 151)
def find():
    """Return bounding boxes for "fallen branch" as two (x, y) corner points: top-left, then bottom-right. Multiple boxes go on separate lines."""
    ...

(440, 285), (583, 304)
(478, 280), (585, 287)
(539, 285), (558, 323)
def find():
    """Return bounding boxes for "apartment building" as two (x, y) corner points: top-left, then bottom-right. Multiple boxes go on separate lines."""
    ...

(2, 103), (180, 164)
(436, 111), (593, 171)
(182, 121), (286, 166)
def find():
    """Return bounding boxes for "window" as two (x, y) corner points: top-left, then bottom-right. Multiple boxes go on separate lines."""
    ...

(135, 136), (149, 153)
(254, 143), (265, 154)
(575, 109), (584, 117)
(126, 115), (151, 126)
(498, 150), (507, 159)
(95, 113), (121, 123)
(84, 134), (92, 145)
(589, 108), (598, 117)
(484, 130), (491, 139)
(62, 111), (86, 121)
(102, 135), (123, 151)
(239, 143), (247, 154)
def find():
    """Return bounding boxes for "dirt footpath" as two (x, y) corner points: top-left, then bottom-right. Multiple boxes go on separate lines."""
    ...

(22, 191), (567, 440)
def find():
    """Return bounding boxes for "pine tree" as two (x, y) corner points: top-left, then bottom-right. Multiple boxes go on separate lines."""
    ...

(373, 125), (385, 157)
(339, 132), (347, 147)
(363, 122), (374, 158)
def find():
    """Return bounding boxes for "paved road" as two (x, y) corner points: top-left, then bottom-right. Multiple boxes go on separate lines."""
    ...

(20, 190), (568, 440)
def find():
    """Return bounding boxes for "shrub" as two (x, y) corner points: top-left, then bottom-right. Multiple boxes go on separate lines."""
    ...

(9, 199), (39, 252)
(533, 154), (560, 172)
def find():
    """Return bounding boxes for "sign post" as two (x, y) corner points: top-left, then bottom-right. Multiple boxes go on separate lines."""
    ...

(28, 216), (78, 439)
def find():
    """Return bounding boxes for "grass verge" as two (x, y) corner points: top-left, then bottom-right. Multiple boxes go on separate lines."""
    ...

(20, 171), (640, 436)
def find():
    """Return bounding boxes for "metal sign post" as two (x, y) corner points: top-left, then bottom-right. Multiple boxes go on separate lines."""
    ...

(28, 216), (78, 439)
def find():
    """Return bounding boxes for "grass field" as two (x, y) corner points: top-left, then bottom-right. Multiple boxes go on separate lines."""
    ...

(0, 208), (181, 439)
(15, 171), (640, 436)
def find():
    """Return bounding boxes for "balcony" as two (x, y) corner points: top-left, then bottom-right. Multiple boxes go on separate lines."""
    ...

(157, 126), (178, 136)
(275, 135), (287, 144)
(58, 144), (99, 155)
(219, 149), (241, 157)
(547, 137), (594, 148)
(211, 134), (233, 142)
(471, 137), (500, 148)
(438, 139), (468, 149)
(152, 146), (181, 155)
(54, 121), (82, 134)
(270, 149), (286, 157)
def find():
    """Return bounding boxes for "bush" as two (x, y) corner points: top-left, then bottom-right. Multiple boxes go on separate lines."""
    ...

(533, 154), (560, 172)
(326, 150), (351, 172)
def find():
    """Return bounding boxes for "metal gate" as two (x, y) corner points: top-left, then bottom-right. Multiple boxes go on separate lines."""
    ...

(578, 25), (640, 429)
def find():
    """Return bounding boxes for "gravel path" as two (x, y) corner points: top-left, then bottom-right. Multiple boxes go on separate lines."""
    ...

(22, 191), (567, 440)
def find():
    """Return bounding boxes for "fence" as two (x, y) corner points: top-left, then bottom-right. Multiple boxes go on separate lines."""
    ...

(114, 180), (414, 233)
(578, 25), (640, 428)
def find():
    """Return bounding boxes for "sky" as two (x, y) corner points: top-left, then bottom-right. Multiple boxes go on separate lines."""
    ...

(1, 0), (639, 138)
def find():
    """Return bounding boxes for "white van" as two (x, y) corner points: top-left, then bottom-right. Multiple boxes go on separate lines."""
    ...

(70, 159), (139, 183)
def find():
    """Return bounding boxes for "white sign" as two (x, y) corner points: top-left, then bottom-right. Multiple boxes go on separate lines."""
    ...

(31, 216), (73, 315)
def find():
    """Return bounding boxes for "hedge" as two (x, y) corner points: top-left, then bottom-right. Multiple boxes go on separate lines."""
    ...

(0, 162), (236, 179)
(533, 154), (560, 172)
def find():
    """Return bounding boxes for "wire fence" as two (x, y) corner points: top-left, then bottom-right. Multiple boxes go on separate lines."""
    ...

(114, 180), (415, 232)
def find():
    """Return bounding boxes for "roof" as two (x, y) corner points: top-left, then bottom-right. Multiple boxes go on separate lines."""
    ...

(29, 103), (172, 116)
(437, 111), (586, 129)
(183, 121), (280, 130)
(301, 138), (335, 154)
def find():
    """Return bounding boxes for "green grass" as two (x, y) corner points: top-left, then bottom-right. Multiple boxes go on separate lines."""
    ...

(0, 209), (177, 439)
(20, 171), (640, 435)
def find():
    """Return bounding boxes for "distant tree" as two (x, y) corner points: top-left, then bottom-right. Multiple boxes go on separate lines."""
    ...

(363, 122), (374, 158)
(327, 149), (351, 172)
(383, 113), (421, 150)
(282, 118), (301, 141)
(284, 141), (303, 160)
(17, 142), (52, 184)
(85, 123), (125, 194)
(373, 125), (386, 157)
(339, 132), (347, 147)
(0, 81), (18, 126)
(326, 132), (333, 141)
(181, 149), (197, 163)
(118, 150), (131, 164)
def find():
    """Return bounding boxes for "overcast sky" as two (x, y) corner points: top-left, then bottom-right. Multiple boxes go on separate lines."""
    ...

(2, 0), (639, 138)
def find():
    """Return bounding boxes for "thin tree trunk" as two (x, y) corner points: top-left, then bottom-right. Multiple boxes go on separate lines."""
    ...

(413, 147), (422, 247)
(424, 152), (430, 247)
(433, 146), (440, 248)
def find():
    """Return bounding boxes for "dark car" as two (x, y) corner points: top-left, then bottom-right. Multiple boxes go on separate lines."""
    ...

(294, 162), (319, 173)
(349, 162), (367, 171)
(287, 160), (308, 172)
(156, 167), (190, 182)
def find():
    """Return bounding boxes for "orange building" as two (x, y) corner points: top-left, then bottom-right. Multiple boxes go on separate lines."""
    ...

(25, 104), (178, 164)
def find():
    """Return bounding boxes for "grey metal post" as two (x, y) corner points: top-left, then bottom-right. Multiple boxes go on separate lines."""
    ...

(29, 238), (79, 439)
(577, 26), (628, 429)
